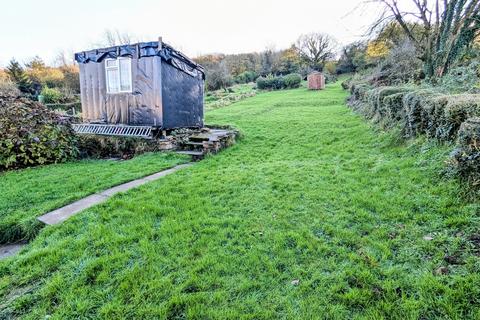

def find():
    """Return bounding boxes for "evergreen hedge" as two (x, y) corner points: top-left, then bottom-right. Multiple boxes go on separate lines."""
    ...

(345, 79), (480, 189)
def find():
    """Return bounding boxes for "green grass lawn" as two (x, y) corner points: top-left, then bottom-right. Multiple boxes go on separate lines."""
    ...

(1, 82), (480, 318)
(0, 153), (188, 244)
(205, 83), (256, 110)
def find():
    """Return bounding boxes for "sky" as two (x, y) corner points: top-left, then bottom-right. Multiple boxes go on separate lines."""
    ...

(0, 0), (381, 67)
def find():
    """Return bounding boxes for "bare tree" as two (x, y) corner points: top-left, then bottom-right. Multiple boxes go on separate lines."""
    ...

(371, 0), (480, 79)
(95, 29), (138, 47)
(295, 33), (337, 71)
(53, 50), (76, 68)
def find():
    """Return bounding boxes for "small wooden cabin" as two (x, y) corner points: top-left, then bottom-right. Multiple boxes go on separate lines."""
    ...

(74, 39), (205, 130)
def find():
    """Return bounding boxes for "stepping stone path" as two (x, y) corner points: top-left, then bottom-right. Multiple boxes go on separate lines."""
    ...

(0, 243), (26, 259)
(38, 163), (193, 225)
(0, 163), (193, 261)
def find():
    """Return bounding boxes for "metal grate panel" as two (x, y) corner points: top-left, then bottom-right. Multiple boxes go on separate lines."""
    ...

(72, 124), (153, 139)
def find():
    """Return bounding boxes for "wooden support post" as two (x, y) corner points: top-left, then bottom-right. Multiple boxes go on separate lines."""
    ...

(158, 36), (163, 49)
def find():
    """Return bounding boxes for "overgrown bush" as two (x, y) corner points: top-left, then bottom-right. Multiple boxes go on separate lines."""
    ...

(283, 73), (302, 88)
(382, 91), (410, 125)
(256, 73), (301, 90)
(41, 86), (64, 103)
(206, 61), (233, 91)
(0, 96), (78, 170)
(370, 86), (412, 124)
(324, 72), (337, 84)
(441, 95), (480, 139)
(78, 135), (167, 159)
(0, 79), (20, 98)
(401, 89), (440, 137)
(449, 117), (480, 188)
(439, 62), (480, 94)
(234, 71), (258, 84)
(362, 41), (423, 87)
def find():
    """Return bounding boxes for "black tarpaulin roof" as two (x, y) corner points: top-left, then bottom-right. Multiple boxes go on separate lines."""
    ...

(74, 41), (205, 79)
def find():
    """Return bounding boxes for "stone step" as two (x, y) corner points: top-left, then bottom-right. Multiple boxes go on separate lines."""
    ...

(176, 150), (204, 156)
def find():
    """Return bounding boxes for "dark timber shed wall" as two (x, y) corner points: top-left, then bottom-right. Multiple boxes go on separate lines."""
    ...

(78, 56), (163, 126)
(75, 41), (205, 129)
(161, 63), (203, 128)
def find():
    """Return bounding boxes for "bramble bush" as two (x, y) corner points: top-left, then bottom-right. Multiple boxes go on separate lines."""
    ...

(439, 62), (480, 94)
(0, 95), (78, 170)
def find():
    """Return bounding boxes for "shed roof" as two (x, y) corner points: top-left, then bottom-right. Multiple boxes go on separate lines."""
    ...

(74, 41), (205, 79)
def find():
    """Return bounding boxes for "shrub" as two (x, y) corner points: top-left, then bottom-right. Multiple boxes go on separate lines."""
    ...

(256, 75), (283, 90)
(419, 95), (449, 139)
(382, 91), (410, 125)
(256, 74), (301, 90)
(350, 83), (372, 102)
(440, 62), (480, 94)
(41, 86), (64, 103)
(234, 71), (258, 84)
(379, 40), (423, 85)
(368, 86), (412, 124)
(283, 73), (302, 89)
(78, 135), (170, 159)
(324, 72), (337, 84)
(206, 61), (233, 91)
(401, 89), (440, 137)
(441, 95), (480, 139)
(324, 61), (337, 75)
(0, 96), (78, 170)
(0, 79), (20, 98)
(341, 78), (351, 90)
(449, 117), (480, 188)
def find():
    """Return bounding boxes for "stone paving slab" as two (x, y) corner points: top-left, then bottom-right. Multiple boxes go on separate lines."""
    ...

(37, 163), (192, 226)
(0, 243), (26, 259)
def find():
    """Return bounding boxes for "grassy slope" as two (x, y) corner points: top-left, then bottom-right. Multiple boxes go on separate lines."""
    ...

(1, 82), (480, 319)
(205, 83), (256, 110)
(0, 153), (188, 244)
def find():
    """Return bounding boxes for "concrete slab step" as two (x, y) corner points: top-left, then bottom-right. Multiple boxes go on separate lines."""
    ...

(176, 150), (204, 156)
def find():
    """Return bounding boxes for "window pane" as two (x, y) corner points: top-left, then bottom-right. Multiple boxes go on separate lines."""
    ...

(119, 59), (132, 92)
(106, 69), (119, 93)
(106, 60), (117, 68)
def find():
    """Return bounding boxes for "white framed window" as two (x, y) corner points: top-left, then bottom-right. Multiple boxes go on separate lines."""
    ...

(105, 57), (132, 94)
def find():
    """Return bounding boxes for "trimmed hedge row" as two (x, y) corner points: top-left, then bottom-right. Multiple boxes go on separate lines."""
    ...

(348, 83), (480, 141)
(450, 118), (480, 187)
(256, 73), (302, 90)
(346, 80), (480, 188)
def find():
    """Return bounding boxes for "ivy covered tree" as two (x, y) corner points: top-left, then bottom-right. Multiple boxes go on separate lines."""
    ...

(5, 59), (34, 94)
(372, 0), (480, 80)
